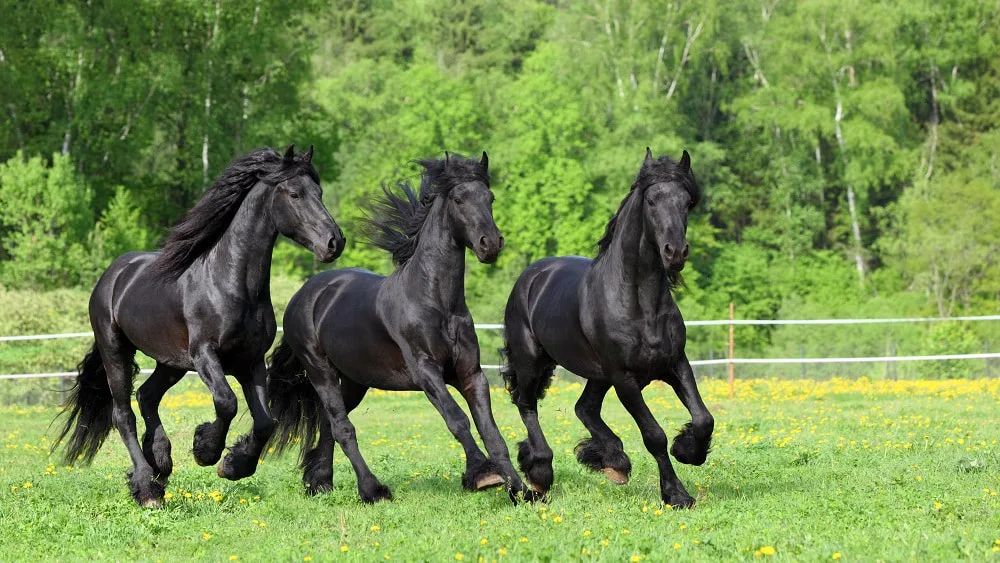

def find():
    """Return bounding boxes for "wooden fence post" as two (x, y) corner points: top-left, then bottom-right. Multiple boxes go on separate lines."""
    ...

(728, 302), (735, 399)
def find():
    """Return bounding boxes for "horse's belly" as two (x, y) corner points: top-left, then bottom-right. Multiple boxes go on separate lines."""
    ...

(322, 323), (416, 391)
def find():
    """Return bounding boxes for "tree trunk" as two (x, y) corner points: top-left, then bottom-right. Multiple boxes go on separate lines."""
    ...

(834, 97), (866, 287)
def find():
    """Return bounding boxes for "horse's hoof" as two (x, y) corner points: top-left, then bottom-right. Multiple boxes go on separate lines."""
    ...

(527, 480), (546, 493)
(141, 498), (162, 509)
(217, 463), (226, 478)
(475, 473), (505, 490)
(602, 467), (629, 485)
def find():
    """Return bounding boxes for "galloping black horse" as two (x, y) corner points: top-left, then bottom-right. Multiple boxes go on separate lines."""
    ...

(55, 146), (344, 507)
(500, 149), (713, 508)
(268, 152), (531, 502)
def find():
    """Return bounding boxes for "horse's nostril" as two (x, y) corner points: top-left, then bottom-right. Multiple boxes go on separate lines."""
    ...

(498, 235), (505, 250)
(682, 244), (690, 259)
(479, 235), (488, 249)
(664, 243), (673, 256)
(327, 237), (337, 251)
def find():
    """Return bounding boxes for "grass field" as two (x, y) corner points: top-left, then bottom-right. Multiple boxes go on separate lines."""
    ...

(1, 376), (998, 561)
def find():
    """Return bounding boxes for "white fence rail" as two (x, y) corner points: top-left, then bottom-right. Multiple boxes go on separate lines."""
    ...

(2, 315), (997, 380)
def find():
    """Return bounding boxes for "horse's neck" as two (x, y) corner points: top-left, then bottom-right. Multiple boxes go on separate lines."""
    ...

(591, 193), (673, 315)
(207, 183), (277, 301)
(396, 204), (466, 311)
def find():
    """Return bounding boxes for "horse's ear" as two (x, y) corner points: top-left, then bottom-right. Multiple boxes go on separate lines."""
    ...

(303, 145), (314, 163)
(644, 146), (653, 164)
(283, 144), (296, 166)
(480, 151), (488, 172)
(445, 151), (450, 167)
(679, 149), (691, 171)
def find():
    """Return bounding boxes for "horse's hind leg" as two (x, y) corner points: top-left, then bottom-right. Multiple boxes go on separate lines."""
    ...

(666, 355), (714, 466)
(136, 363), (186, 479)
(97, 330), (164, 507)
(574, 379), (632, 485)
(301, 378), (368, 495)
(504, 332), (556, 494)
(219, 361), (276, 480)
(306, 359), (390, 503)
(190, 343), (238, 466)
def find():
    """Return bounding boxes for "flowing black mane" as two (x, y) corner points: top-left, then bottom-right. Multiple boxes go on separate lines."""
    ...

(155, 147), (319, 278)
(364, 154), (489, 266)
(595, 154), (700, 258)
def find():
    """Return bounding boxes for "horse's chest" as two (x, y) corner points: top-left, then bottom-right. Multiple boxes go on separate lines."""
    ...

(218, 302), (276, 357)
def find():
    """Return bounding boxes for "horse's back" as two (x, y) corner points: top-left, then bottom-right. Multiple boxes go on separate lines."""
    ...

(506, 256), (601, 378)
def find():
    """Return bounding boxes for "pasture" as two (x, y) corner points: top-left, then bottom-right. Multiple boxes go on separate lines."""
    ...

(1, 376), (998, 561)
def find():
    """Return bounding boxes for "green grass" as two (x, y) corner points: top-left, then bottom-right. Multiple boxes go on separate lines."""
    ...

(1, 377), (998, 561)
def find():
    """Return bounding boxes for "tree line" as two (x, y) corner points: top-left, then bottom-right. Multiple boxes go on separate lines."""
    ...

(1, 0), (998, 364)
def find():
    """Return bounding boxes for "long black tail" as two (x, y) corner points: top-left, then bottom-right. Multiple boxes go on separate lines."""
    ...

(499, 340), (520, 404)
(54, 342), (119, 464)
(266, 338), (321, 458)
(499, 334), (555, 406)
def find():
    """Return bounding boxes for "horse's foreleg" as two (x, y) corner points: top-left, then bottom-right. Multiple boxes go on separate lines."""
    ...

(219, 361), (275, 480)
(458, 370), (531, 499)
(191, 344), (237, 466)
(667, 354), (714, 466)
(614, 375), (695, 509)
(136, 364), (186, 480)
(414, 360), (499, 492)
(574, 379), (632, 484)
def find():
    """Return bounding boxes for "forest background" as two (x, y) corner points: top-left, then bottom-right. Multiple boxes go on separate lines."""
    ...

(1, 0), (998, 381)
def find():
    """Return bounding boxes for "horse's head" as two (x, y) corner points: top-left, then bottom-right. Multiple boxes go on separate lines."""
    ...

(639, 148), (698, 272)
(441, 151), (504, 264)
(266, 145), (345, 263)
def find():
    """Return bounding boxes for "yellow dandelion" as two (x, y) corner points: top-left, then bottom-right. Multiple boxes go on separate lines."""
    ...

(371, 525), (381, 532)
(832, 554), (841, 560)
(341, 545), (348, 552)
(759, 546), (776, 556)
(583, 530), (591, 537)
(202, 533), (212, 541)
(673, 543), (681, 550)
(933, 502), (942, 510)
(499, 548), (507, 556)
(22, 482), (32, 489)
(631, 556), (641, 562)
(621, 529), (630, 535)
(455, 554), (464, 561)
(480, 538), (488, 545)
(653, 509), (663, 516)
(229, 556), (238, 561)
(303, 557), (312, 562)
(519, 537), (528, 544)
(553, 516), (562, 523)
(600, 539), (609, 547)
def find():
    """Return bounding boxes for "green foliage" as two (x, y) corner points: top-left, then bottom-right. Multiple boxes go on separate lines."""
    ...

(1, 0), (999, 366)
(0, 153), (94, 288)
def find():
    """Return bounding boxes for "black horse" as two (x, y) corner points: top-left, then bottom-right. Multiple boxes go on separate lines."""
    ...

(500, 149), (713, 508)
(54, 145), (344, 507)
(268, 152), (531, 503)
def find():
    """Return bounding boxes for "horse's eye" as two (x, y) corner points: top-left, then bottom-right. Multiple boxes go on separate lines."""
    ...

(646, 198), (654, 206)
(454, 198), (464, 205)
(289, 191), (301, 199)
